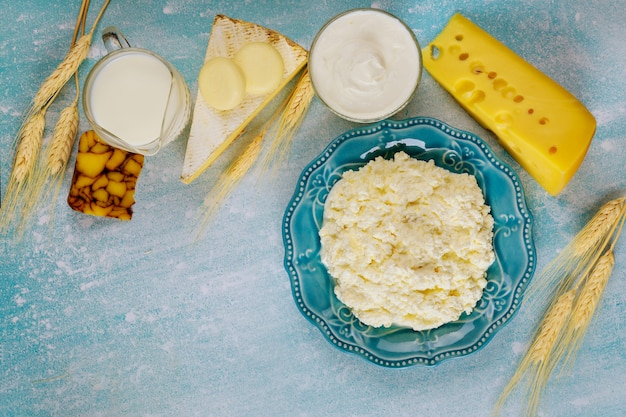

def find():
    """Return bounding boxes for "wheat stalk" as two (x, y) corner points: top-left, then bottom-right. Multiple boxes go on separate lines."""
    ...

(49, 0), (87, 178)
(557, 208), (624, 369)
(195, 128), (267, 239)
(524, 288), (576, 416)
(193, 67), (313, 239)
(20, 1), (89, 229)
(493, 195), (625, 416)
(1, 0), (110, 238)
(20, 100), (80, 231)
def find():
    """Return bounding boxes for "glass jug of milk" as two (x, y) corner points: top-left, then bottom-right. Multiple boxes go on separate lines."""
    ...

(83, 27), (191, 155)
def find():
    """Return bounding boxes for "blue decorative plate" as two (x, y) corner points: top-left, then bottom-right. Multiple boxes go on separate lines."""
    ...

(283, 117), (535, 367)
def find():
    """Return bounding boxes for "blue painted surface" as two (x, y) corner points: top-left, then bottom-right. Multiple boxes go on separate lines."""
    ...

(0, 1), (624, 416)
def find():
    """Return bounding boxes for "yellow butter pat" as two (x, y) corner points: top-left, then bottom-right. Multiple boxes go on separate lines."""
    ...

(423, 14), (596, 195)
(234, 42), (285, 95)
(198, 57), (246, 110)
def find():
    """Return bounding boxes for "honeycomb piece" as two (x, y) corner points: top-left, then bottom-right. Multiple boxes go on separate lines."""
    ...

(67, 130), (144, 220)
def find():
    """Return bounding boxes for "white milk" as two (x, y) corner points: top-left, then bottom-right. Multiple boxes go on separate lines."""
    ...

(89, 52), (173, 146)
(309, 9), (421, 122)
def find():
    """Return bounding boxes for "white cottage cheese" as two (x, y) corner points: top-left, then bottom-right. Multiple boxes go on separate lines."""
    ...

(319, 152), (495, 331)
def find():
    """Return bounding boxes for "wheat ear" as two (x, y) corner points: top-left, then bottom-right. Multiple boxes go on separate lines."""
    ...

(12, 111), (47, 184)
(47, 101), (80, 176)
(21, 99), (80, 230)
(20, 103), (78, 233)
(524, 197), (625, 315)
(28, 0), (110, 114)
(571, 251), (615, 331)
(258, 68), (314, 175)
(30, 33), (93, 115)
(0, 110), (46, 235)
(22, 0), (92, 227)
(573, 197), (625, 255)
(556, 251), (614, 371)
(558, 206), (624, 369)
(1, 0), (111, 238)
(47, 0), (86, 179)
(494, 197), (625, 416)
(493, 288), (575, 417)
(527, 289), (576, 365)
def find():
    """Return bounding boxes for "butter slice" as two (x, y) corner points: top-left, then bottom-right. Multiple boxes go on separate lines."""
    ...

(423, 14), (596, 195)
(181, 14), (308, 184)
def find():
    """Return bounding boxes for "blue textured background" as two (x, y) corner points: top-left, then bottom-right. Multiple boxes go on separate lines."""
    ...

(1, 1), (624, 416)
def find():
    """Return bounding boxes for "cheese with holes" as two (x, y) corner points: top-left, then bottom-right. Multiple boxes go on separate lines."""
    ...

(423, 13), (596, 195)
(181, 15), (308, 184)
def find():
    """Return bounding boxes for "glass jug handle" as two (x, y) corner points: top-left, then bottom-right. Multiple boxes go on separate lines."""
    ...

(102, 26), (131, 53)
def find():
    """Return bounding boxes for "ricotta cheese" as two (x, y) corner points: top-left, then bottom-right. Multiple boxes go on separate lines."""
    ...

(319, 151), (495, 331)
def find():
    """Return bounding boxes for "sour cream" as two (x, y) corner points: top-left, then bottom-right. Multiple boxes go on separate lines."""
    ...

(309, 9), (422, 122)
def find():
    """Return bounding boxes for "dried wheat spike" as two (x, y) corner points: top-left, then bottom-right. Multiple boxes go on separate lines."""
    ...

(32, 33), (92, 112)
(528, 288), (576, 364)
(571, 251), (614, 331)
(47, 103), (79, 176)
(12, 111), (46, 183)
(574, 197), (625, 255)
(282, 68), (314, 129)
(259, 68), (314, 174)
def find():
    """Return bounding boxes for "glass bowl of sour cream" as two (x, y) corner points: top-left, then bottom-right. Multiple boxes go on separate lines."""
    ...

(309, 8), (422, 123)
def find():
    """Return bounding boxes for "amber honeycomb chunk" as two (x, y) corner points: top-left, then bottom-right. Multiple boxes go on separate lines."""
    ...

(67, 130), (144, 220)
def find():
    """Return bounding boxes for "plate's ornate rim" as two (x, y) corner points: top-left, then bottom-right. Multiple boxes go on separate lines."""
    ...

(283, 117), (535, 367)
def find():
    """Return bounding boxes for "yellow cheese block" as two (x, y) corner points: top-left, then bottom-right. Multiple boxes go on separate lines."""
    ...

(181, 14), (308, 184)
(422, 14), (596, 195)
